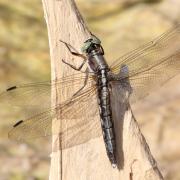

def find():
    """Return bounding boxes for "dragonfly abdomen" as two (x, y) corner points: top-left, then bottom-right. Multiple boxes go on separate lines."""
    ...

(97, 69), (116, 167)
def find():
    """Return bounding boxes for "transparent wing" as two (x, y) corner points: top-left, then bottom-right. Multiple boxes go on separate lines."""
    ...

(8, 86), (102, 149)
(0, 72), (94, 111)
(110, 24), (180, 103)
(129, 52), (180, 103)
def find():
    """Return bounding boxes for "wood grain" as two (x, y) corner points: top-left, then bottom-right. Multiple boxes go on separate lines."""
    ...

(41, 0), (164, 179)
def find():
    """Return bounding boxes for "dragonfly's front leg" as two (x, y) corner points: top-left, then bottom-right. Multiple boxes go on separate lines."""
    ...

(60, 40), (87, 72)
(60, 40), (86, 59)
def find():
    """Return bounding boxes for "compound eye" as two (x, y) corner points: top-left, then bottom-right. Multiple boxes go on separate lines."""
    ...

(81, 41), (91, 53)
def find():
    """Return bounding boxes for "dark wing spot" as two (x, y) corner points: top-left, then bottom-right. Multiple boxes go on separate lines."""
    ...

(6, 86), (17, 91)
(13, 120), (24, 127)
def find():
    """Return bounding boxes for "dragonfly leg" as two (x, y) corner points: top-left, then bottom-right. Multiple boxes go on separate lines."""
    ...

(60, 40), (86, 59)
(62, 59), (86, 72)
(72, 69), (89, 97)
(60, 40), (87, 72)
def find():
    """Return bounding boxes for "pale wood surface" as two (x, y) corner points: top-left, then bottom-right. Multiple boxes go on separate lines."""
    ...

(41, 0), (164, 179)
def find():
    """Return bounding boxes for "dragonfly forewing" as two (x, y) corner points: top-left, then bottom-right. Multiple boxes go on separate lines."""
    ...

(0, 73), (95, 116)
(110, 24), (180, 103)
(111, 24), (180, 75)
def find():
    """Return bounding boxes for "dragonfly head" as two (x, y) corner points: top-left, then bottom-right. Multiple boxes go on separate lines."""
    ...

(81, 36), (104, 55)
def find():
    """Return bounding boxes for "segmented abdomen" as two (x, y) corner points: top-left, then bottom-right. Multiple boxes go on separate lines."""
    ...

(97, 69), (116, 166)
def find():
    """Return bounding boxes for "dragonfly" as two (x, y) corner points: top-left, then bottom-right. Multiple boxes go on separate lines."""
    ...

(0, 23), (180, 168)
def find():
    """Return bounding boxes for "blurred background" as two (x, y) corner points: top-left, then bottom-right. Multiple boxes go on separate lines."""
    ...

(0, 0), (180, 179)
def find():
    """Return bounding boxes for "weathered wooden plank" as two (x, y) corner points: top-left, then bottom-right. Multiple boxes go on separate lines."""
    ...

(41, 0), (163, 179)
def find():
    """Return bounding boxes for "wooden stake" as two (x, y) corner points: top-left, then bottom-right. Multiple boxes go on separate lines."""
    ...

(41, 0), (164, 179)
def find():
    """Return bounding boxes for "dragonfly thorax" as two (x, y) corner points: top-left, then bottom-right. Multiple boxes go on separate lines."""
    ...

(88, 52), (109, 72)
(82, 37), (109, 72)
